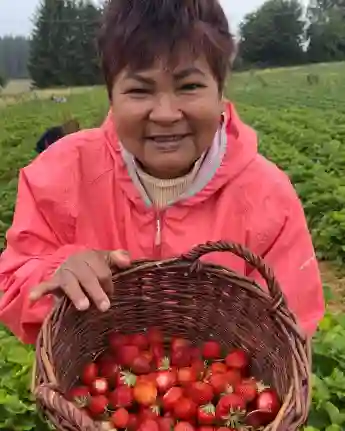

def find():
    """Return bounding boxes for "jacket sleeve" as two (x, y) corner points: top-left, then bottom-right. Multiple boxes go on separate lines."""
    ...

(247, 177), (325, 338)
(0, 149), (87, 344)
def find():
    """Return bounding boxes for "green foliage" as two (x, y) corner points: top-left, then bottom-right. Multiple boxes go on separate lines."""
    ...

(239, 0), (306, 67)
(28, 0), (103, 88)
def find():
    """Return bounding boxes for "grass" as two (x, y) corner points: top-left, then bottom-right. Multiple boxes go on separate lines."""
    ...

(1, 62), (345, 301)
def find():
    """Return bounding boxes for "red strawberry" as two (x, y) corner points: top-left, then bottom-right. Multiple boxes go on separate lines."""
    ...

(171, 337), (191, 351)
(191, 359), (206, 379)
(162, 387), (184, 411)
(202, 341), (221, 360)
(117, 344), (140, 367)
(189, 381), (214, 405)
(81, 363), (98, 386)
(98, 360), (120, 384)
(225, 349), (249, 372)
(138, 405), (161, 422)
(111, 407), (129, 428)
(127, 413), (139, 430)
(171, 347), (192, 367)
(109, 386), (134, 408)
(152, 344), (165, 364)
(254, 388), (280, 414)
(235, 378), (258, 402)
(210, 362), (227, 374)
(156, 370), (177, 393)
(131, 354), (152, 374)
(177, 367), (198, 386)
(209, 373), (229, 395)
(174, 421), (195, 431)
(130, 332), (149, 350)
(197, 403), (216, 425)
(158, 416), (175, 431)
(225, 369), (242, 386)
(174, 397), (197, 420)
(215, 394), (246, 420)
(90, 377), (108, 396)
(199, 428), (215, 431)
(138, 419), (160, 431)
(190, 347), (202, 360)
(109, 333), (129, 351)
(87, 394), (108, 417)
(147, 327), (164, 345)
(67, 386), (90, 407)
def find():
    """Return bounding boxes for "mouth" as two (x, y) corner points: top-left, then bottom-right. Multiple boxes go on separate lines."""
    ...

(145, 134), (190, 144)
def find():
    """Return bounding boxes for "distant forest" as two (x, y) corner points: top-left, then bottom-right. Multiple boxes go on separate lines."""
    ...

(0, 36), (30, 80)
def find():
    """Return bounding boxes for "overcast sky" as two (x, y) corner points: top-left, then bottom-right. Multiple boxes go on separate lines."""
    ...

(0, 0), (271, 37)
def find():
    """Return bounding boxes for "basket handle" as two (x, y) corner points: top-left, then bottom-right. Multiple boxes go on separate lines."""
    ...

(181, 240), (285, 310)
(34, 384), (102, 431)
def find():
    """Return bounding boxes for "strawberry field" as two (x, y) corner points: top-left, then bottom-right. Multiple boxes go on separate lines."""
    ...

(1, 62), (345, 430)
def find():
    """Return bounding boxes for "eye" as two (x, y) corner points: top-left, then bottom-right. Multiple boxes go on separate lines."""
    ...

(125, 88), (151, 95)
(180, 83), (205, 91)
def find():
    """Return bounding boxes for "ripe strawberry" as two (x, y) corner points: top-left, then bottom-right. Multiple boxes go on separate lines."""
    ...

(198, 427), (215, 431)
(138, 419), (160, 431)
(197, 403), (216, 425)
(156, 369), (177, 393)
(191, 359), (206, 379)
(134, 381), (158, 406)
(142, 350), (154, 362)
(67, 386), (90, 407)
(225, 369), (242, 386)
(174, 421), (195, 431)
(87, 394), (108, 417)
(171, 337), (191, 351)
(111, 407), (129, 428)
(109, 333), (129, 351)
(81, 363), (98, 386)
(171, 347), (192, 367)
(210, 362), (227, 374)
(189, 381), (214, 405)
(209, 373), (229, 395)
(235, 378), (258, 402)
(138, 405), (161, 422)
(190, 347), (202, 360)
(254, 388), (280, 414)
(89, 377), (108, 396)
(117, 344), (140, 367)
(225, 349), (249, 372)
(202, 341), (221, 360)
(131, 354), (152, 374)
(215, 394), (246, 420)
(177, 367), (198, 386)
(109, 385), (133, 408)
(162, 387), (184, 411)
(158, 416), (175, 431)
(127, 413), (139, 430)
(147, 327), (164, 345)
(130, 332), (149, 350)
(152, 344), (165, 364)
(98, 360), (120, 384)
(174, 397), (197, 420)
(137, 372), (157, 386)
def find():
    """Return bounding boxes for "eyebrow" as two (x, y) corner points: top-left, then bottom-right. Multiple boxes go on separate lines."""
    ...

(125, 67), (206, 84)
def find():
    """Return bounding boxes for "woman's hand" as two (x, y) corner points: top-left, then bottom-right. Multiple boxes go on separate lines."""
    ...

(29, 250), (131, 311)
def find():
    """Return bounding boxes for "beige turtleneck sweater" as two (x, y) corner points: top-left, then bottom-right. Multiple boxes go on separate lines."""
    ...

(135, 156), (205, 208)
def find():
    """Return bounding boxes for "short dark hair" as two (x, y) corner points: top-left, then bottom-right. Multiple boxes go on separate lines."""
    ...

(98, 0), (235, 98)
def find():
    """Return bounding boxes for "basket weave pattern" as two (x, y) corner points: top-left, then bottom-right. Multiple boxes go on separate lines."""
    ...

(33, 241), (311, 431)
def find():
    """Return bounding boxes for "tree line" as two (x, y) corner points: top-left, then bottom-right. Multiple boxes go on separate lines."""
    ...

(0, 0), (344, 89)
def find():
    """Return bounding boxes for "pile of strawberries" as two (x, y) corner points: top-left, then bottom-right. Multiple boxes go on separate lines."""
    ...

(67, 328), (281, 431)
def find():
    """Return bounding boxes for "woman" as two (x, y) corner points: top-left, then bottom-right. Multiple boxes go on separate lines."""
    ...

(0, 0), (324, 344)
(35, 119), (80, 153)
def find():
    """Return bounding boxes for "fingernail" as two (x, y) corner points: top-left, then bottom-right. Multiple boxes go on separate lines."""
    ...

(100, 300), (110, 312)
(76, 298), (89, 310)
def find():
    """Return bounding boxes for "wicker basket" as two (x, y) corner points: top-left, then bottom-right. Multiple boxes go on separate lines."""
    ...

(33, 240), (312, 431)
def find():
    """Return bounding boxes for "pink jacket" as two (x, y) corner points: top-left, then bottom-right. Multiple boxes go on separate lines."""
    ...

(0, 102), (325, 344)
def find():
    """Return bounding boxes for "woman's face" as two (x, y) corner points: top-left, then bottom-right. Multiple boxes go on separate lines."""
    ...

(111, 55), (225, 179)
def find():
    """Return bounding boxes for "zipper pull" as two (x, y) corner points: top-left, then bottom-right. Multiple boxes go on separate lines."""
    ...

(155, 216), (161, 246)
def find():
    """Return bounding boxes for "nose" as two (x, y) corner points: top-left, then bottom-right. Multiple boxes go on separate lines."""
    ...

(149, 93), (183, 124)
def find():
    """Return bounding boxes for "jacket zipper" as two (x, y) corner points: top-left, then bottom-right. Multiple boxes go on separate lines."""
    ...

(154, 211), (163, 258)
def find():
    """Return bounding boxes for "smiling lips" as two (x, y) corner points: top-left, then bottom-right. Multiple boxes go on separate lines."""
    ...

(146, 134), (190, 143)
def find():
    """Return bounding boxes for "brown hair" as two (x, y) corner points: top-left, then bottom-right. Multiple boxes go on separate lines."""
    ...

(98, 0), (235, 98)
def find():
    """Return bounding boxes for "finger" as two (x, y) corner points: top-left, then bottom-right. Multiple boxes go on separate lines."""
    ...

(73, 262), (110, 312)
(85, 251), (114, 296)
(60, 269), (90, 311)
(108, 250), (131, 269)
(29, 279), (59, 301)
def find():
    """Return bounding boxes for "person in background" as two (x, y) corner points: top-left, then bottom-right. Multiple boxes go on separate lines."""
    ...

(0, 0), (324, 344)
(35, 119), (80, 153)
